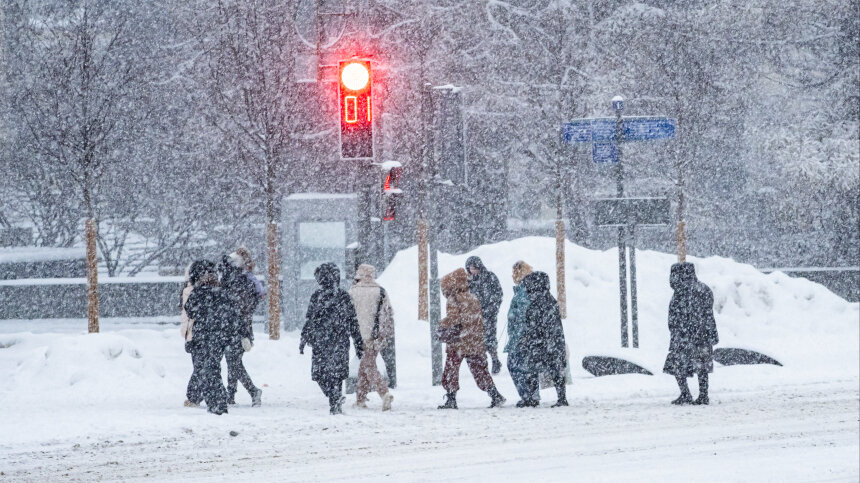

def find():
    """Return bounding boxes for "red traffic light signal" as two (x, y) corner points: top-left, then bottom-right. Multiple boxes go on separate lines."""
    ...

(381, 162), (402, 221)
(338, 59), (373, 159)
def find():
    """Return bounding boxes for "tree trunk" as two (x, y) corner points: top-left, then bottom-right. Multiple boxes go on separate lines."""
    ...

(86, 218), (99, 333)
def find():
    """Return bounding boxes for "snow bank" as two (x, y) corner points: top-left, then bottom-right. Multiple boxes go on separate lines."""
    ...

(377, 237), (859, 385)
(0, 237), (855, 448)
(0, 247), (85, 264)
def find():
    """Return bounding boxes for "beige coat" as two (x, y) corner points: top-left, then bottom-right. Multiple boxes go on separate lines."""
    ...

(179, 284), (194, 342)
(348, 264), (394, 349)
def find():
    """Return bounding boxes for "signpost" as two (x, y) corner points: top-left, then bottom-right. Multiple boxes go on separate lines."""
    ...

(563, 97), (676, 348)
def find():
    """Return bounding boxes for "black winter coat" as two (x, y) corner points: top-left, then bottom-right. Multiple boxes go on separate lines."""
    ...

(519, 272), (567, 371)
(184, 284), (237, 346)
(662, 263), (719, 377)
(301, 263), (364, 383)
(220, 263), (259, 342)
(465, 256), (503, 323)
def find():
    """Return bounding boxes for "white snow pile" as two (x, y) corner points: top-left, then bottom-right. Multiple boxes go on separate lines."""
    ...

(381, 237), (858, 385)
(0, 237), (856, 448)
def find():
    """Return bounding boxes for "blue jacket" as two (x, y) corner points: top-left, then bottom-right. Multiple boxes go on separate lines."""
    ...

(504, 283), (530, 354)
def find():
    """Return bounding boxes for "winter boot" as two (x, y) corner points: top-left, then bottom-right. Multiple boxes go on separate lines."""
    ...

(552, 382), (568, 407)
(330, 396), (345, 415)
(184, 399), (200, 408)
(693, 372), (710, 405)
(251, 388), (262, 407)
(437, 393), (458, 409)
(226, 391), (236, 406)
(382, 393), (394, 412)
(488, 387), (506, 408)
(354, 399), (368, 409)
(672, 376), (693, 405)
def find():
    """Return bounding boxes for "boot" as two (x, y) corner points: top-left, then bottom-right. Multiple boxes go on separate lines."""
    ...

(488, 387), (506, 408)
(183, 399), (200, 408)
(251, 388), (262, 407)
(226, 391), (236, 406)
(693, 373), (709, 405)
(516, 399), (539, 408)
(382, 393), (394, 412)
(552, 382), (568, 407)
(672, 376), (693, 405)
(329, 396), (345, 415)
(437, 393), (458, 409)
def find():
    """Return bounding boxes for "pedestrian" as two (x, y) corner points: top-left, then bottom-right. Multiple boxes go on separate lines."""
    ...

(348, 264), (394, 411)
(437, 268), (505, 409)
(465, 256), (504, 375)
(521, 271), (568, 407)
(219, 252), (263, 407)
(663, 262), (719, 405)
(183, 260), (233, 415)
(505, 261), (540, 408)
(180, 263), (203, 408)
(300, 262), (364, 415)
(233, 246), (266, 300)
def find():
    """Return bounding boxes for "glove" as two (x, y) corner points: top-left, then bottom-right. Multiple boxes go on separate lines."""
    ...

(299, 339), (306, 355)
(355, 347), (364, 360)
(241, 337), (253, 352)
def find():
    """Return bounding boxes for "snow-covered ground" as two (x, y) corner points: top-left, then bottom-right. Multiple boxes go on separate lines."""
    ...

(1, 238), (857, 481)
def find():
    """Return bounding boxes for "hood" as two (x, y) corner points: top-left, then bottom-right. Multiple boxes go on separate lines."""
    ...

(314, 262), (341, 289)
(465, 256), (486, 273)
(218, 254), (243, 283)
(441, 268), (469, 298)
(669, 262), (697, 291)
(233, 246), (254, 272)
(354, 263), (376, 283)
(522, 271), (551, 300)
(189, 259), (217, 287)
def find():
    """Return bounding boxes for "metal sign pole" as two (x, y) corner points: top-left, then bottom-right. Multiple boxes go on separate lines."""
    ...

(613, 97), (629, 348)
(629, 224), (639, 348)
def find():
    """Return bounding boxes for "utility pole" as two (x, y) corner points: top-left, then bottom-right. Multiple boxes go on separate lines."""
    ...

(555, 135), (567, 319)
(613, 96), (629, 348)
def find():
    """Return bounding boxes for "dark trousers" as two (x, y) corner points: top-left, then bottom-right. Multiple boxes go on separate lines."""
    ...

(225, 341), (257, 398)
(317, 377), (344, 408)
(507, 351), (539, 401)
(676, 372), (709, 397)
(442, 347), (494, 394)
(200, 339), (228, 412)
(546, 363), (567, 401)
(484, 317), (499, 354)
(185, 341), (204, 404)
(381, 338), (396, 388)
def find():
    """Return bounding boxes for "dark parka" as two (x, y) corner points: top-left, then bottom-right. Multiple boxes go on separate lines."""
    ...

(519, 272), (567, 371)
(219, 257), (259, 342)
(465, 256), (503, 324)
(662, 263), (719, 377)
(301, 263), (364, 383)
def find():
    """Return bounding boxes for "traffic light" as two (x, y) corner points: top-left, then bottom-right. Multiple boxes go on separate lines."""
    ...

(338, 59), (373, 159)
(381, 162), (402, 221)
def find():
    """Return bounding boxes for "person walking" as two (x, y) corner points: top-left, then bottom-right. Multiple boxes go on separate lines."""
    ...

(505, 261), (539, 408)
(183, 260), (233, 415)
(348, 264), (394, 411)
(219, 253), (263, 407)
(663, 262), (719, 405)
(437, 268), (505, 409)
(300, 262), (364, 415)
(180, 263), (203, 408)
(521, 271), (569, 407)
(465, 257), (504, 375)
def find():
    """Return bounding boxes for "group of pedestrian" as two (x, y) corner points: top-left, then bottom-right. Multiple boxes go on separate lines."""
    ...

(180, 248), (719, 415)
(180, 248), (264, 415)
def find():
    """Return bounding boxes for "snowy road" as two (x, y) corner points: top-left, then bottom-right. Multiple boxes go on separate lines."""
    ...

(2, 380), (857, 482)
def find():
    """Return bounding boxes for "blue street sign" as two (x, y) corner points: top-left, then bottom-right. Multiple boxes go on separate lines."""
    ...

(563, 116), (676, 144)
(592, 142), (618, 163)
(622, 116), (676, 141)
